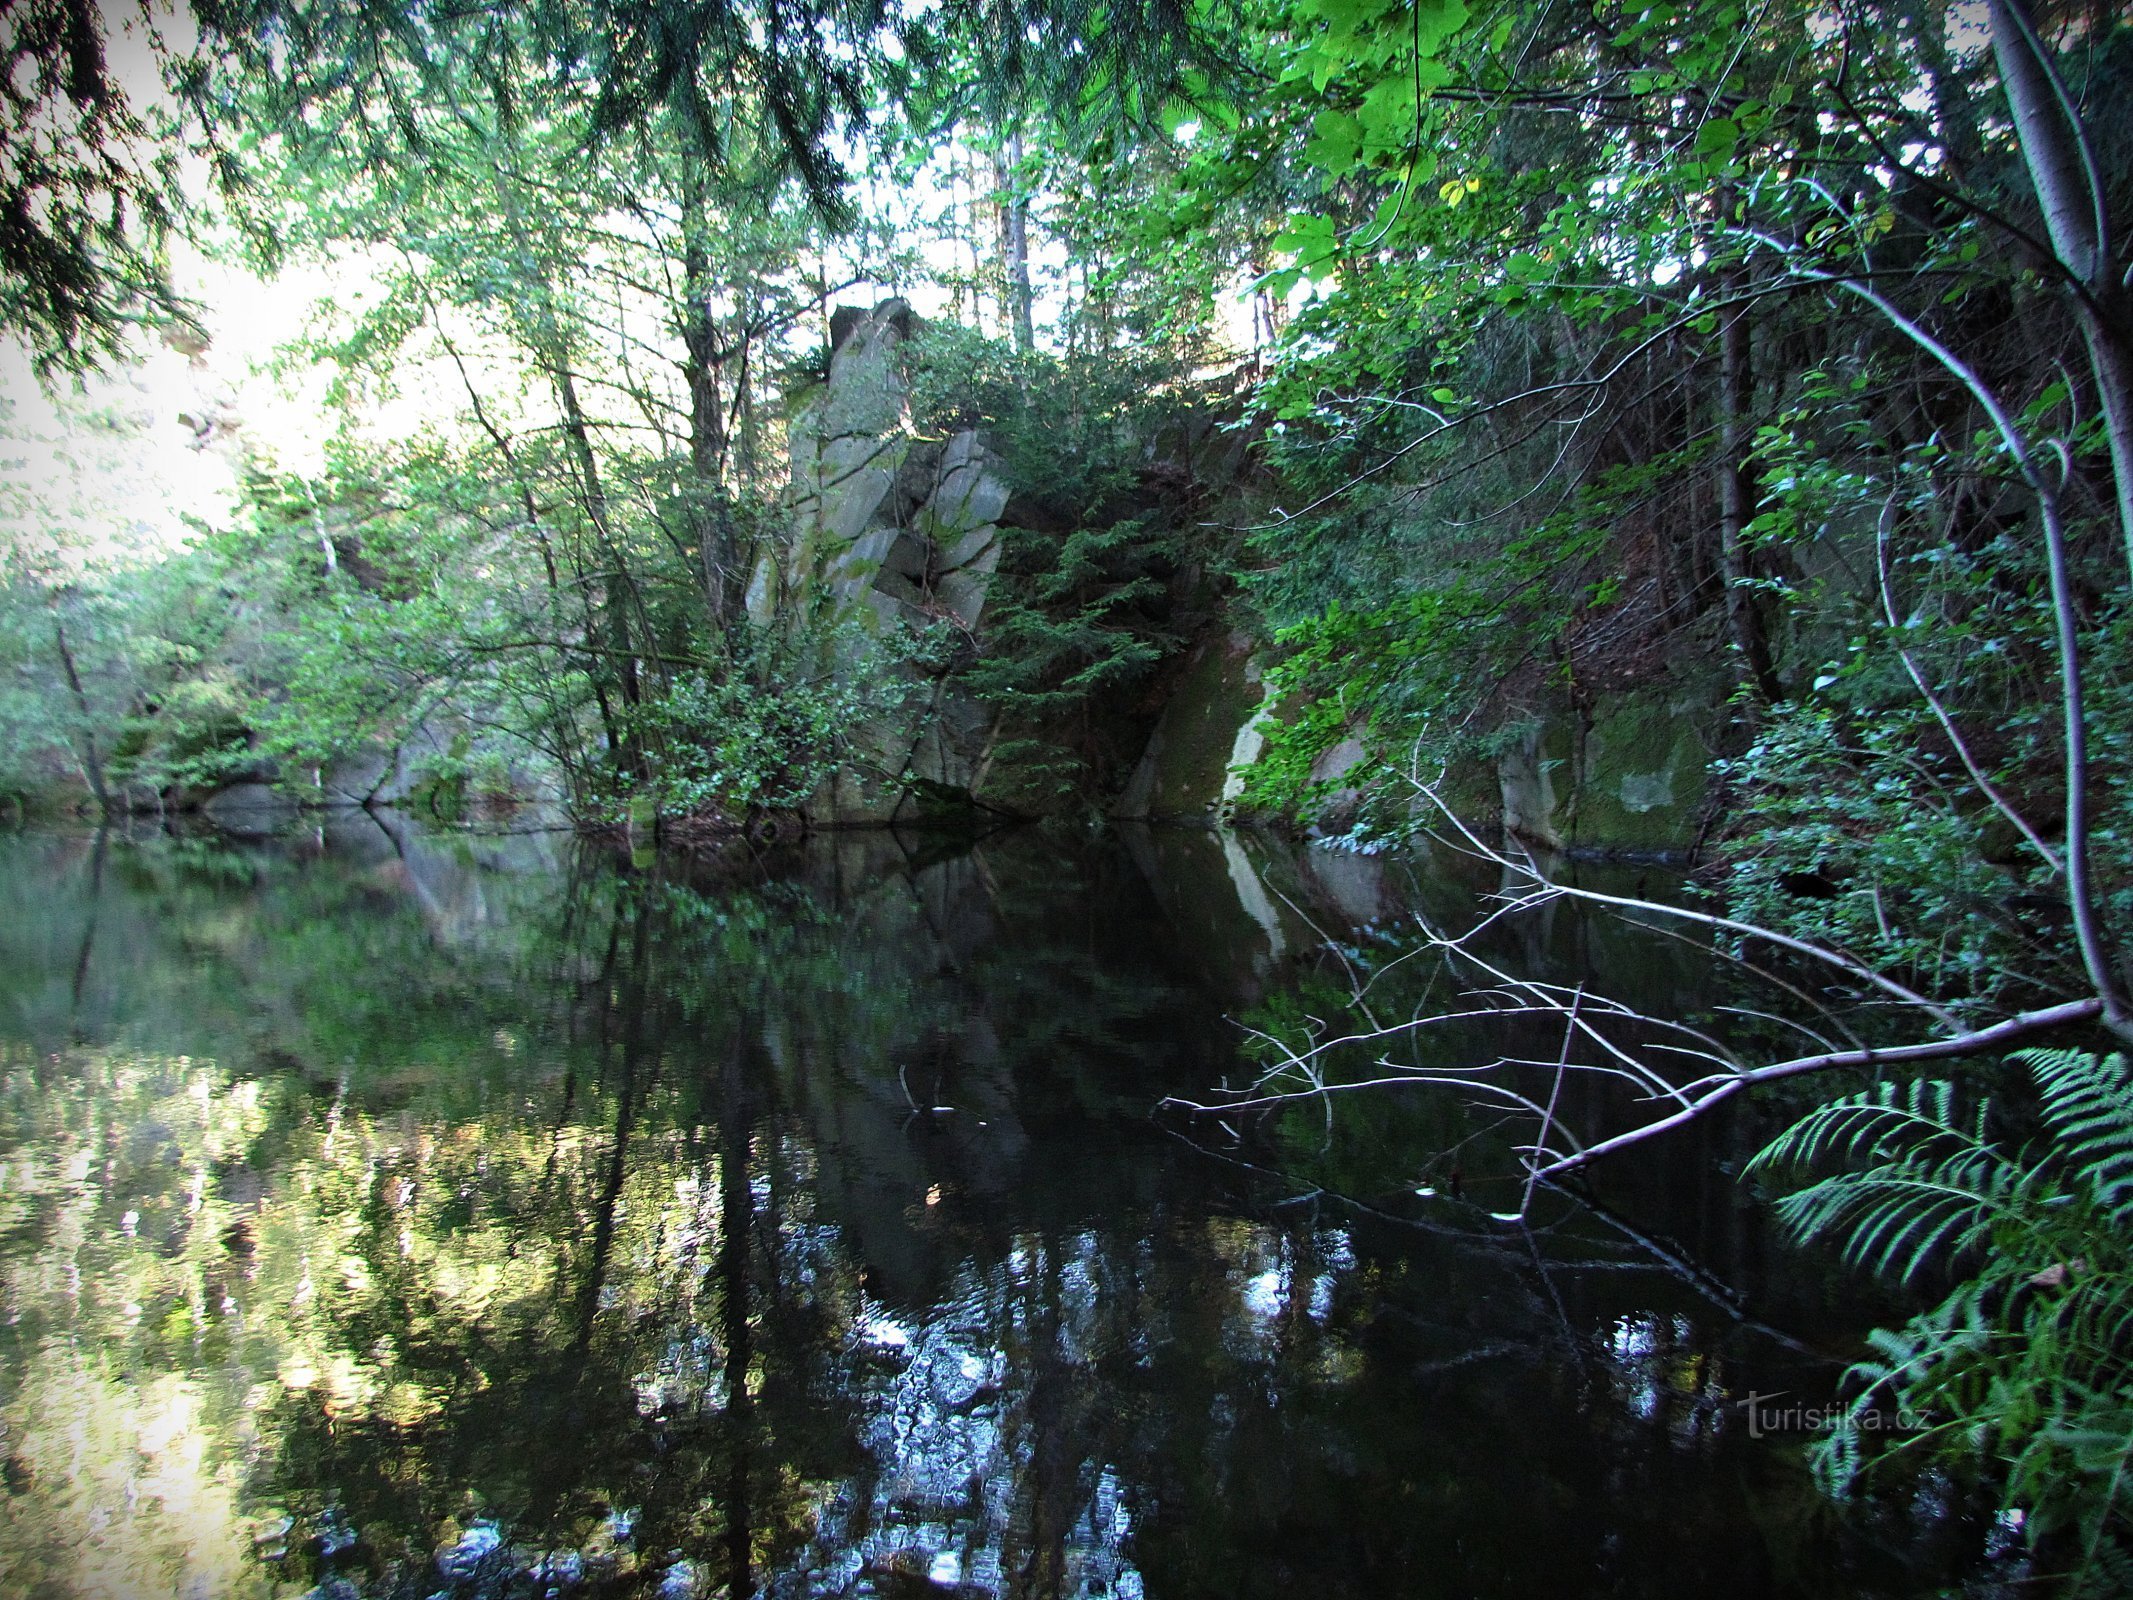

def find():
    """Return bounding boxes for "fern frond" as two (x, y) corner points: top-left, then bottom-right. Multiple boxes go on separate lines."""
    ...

(2024, 1050), (2133, 1227)
(1749, 1078), (1994, 1177)
(2069, 1533), (2133, 1600)
(2059, 1272), (2133, 1372)
(1846, 1279), (1995, 1392)
(1766, 1060), (2133, 1560)
(1757, 1080), (2032, 1281)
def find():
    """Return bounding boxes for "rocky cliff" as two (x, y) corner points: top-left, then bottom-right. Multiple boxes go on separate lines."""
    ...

(758, 301), (1724, 851)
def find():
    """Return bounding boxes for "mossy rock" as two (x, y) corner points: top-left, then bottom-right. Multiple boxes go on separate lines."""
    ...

(1115, 632), (1264, 822)
(1570, 690), (1721, 851)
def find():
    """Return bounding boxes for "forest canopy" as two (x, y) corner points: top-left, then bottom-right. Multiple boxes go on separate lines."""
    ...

(8, 0), (2127, 836)
(6, 0), (2133, 1581)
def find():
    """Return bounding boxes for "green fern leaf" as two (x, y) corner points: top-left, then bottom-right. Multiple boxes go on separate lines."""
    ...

(2023, 1050), (2133, 1226)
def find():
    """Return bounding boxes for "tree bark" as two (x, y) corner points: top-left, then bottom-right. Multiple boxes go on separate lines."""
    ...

(52, 615), (110, 813)
(995, 131), (1036, 353)
(485, 114), (663, 785)
(1717, 263), (1781, 701)
(680, 142), (744, 630)
(1990, 0), (2133, 578)
(549, 357), (653, 777)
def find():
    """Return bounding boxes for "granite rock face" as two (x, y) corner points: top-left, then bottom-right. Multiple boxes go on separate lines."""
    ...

(1568, 688), (1725, 850)
(1112, 631), (1269, 825)
(754, 300), (1019, 824)
(759, 300), (1728, 848)
(759, 300), (1011, 644)
(1264, 682), (1727, 855)
(1479, 686), (1727, 854)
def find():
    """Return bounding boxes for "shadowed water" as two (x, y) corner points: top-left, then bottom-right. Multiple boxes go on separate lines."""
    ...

(0, 820), (1979, 1598)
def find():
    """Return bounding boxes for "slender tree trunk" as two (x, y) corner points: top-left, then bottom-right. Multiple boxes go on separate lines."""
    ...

(994, 131), (1036, 353)
(680, 143), (744, 630)
(550, 363), (652, 773)
(1990, 0), (2133, 578)
(51, 615), (111, 814)
(1717, 262), (1782, 700)
(490, 129), (658, 784)
(431, 316), (594, 790)
(1097, 250), (1114, 352)
(1911, 0), (1980, 186)
(964, 141), (988, 337)
(309, 497), (336, 576)
(735, 330), (760, 486)
(2080, 312), (2133, 575)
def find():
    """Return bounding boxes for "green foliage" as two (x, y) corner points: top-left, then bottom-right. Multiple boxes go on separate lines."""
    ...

(1753, 1077), (2030, 1283)
(622, 628), (916, 818)
(110, 676), (259, 796)
(1237, 493), (1617, 832)
(898, 321), (1193, 505)
(0, 532), (258, 813)
(1239, 591), (1495, 827)
(0, 578), (73, 806)
(899, 325), (1226, 800)
(1713, 704), (2036, 1009)
(1750, 1052), (2133, 1588)
(964, 518), (1177, 709)
(1703, 396), (2115, 1007)
(0, 0), (214, 372)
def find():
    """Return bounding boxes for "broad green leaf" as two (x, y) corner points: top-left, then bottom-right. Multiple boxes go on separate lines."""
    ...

(1305, 109), (1363, 172)
(1357, 80), (1422, 155)
(1694, 117), (1739, 163)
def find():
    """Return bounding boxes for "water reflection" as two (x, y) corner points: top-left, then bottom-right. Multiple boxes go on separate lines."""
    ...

(0, 822), (1963, 1597)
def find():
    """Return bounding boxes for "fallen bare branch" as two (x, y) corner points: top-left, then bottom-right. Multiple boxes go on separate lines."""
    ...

(1533, 996), (2102, 1181)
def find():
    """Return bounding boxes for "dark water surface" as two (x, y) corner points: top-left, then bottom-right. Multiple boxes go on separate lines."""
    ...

(0, 821), (1978, 1598)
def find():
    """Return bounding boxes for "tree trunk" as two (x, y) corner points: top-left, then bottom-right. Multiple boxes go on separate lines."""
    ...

(734, 330), (760, 487)
(2080, 309), (2133, 577)
(550, 361), (652, 776)
(994, 131), (1035, 353)
(52, 615), (111, 814)
(1718, 266), (1782, 700)
(488, 123), (658, 784)
(1990, 0), (2133, 578)
(680, 144), (744, 630)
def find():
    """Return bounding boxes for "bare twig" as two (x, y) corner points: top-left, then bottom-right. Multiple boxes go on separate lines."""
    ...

(1875, 492), (2062, 874)
(1520, 986), (1582, 1218)
(1534, 997), (2103, 1180)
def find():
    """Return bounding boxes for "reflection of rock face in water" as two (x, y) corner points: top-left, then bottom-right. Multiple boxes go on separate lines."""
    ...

(0, 826), (1965, 1600)
(359, 808), (572, 949)
(1219, 831), (1286, 968)
(1116, 824), (1308, 999)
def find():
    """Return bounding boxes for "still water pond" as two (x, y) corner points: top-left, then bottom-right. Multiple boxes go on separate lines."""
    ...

(0, 821), (1975, 1598)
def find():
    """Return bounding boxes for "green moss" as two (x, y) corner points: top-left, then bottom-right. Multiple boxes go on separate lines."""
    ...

(1124, 635), (1264, 820)
(1571, 691), (1719, 850)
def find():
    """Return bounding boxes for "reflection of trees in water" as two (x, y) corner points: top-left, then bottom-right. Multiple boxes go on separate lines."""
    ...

(0, 830), (1232, 1597)
(0, 829), (1943, 1599)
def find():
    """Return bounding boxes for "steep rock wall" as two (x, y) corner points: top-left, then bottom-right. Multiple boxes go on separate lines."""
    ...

(755, 301), (1016, 824)
(762, 300), (1725, 850)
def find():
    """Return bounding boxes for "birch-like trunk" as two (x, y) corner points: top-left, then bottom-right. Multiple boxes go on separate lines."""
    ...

(1990, 0), (2133, 578)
